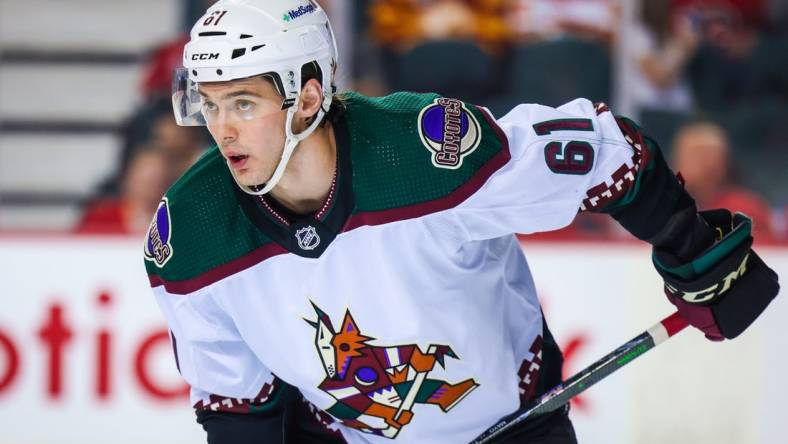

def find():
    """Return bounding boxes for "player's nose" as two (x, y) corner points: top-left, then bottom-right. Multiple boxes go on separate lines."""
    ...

(214, 120), (239, 145)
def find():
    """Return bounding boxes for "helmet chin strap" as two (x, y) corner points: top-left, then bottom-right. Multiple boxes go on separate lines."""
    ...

(235, 94), (330, 196)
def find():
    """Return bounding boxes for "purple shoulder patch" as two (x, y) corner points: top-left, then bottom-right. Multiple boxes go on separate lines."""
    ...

(144, 198), (174, 268)
(417, 97), (482, 169)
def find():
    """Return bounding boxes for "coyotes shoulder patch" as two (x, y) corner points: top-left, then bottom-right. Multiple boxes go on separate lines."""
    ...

(417, 98), (481, 170)
(144, 197), (174, 268)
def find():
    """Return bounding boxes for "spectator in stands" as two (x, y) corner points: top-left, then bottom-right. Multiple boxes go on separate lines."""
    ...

(674, 0), (770, 34)
(505, 0), (619, 45)
(76, 148), (170, 234)
(671, 121), (774, 241)
(98, 30), (209, 198)
(367, 1), (513, 102)
(148, 105), (208, 183)
(140, 35), (190, 100)
(99, 96), (208, 197)
(369, 0), (512, 53)
(677, 0), (788, 109)
(84, 101), (207, 234)
(628, 0), (699, 114)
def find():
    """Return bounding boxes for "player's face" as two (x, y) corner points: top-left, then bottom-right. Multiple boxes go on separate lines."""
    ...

(199, 77), (287, 187)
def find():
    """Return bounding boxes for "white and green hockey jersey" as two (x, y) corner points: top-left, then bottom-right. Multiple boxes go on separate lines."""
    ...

(145, 92), (641, 443)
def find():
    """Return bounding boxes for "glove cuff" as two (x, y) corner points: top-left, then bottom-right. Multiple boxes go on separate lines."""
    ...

(653, 209), (752, 282)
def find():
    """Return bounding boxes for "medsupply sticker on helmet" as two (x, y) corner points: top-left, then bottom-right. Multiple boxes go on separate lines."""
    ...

(144, 198), (174, 268)
(283, 2), (318, 22)
(418, 98), (481, 170)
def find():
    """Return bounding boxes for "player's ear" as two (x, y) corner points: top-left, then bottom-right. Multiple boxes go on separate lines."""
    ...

(294, 78), (324, 129)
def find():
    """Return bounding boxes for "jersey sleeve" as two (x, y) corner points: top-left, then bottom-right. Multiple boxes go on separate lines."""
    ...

(450, 99), (638, 240)
(152, 285), (283, 413)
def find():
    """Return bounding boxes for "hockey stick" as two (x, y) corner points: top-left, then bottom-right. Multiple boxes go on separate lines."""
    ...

(469, 311), (689, 444)
(395, 344), (438, 422)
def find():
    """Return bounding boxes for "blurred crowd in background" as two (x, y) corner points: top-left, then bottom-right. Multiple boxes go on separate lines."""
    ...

(70, 0), (788, 242)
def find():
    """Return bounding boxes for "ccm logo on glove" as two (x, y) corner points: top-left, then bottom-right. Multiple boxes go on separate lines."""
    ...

(666, 253), (749, 304)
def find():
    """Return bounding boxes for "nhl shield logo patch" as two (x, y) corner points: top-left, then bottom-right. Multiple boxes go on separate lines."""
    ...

(144, 198), (173, 268)
(418, 98), (482, 169)
(295, 225), (321, 251)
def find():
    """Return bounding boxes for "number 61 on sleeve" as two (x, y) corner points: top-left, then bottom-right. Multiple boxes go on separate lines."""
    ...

(533, 118), (595, 175)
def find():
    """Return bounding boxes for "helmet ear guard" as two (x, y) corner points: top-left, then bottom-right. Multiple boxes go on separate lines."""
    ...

(174, 0), (338, 195)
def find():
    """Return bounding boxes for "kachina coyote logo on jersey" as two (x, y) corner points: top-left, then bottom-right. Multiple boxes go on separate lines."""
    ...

(418, 98), (482, 170)
(144, 198), (173, 268)
(305, 303), (479, 439)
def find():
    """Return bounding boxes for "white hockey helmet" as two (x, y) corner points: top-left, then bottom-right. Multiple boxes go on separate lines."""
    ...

(173, 0), (338, 195)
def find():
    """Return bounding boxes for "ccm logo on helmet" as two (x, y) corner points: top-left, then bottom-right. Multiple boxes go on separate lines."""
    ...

(192, 53), (220, 61)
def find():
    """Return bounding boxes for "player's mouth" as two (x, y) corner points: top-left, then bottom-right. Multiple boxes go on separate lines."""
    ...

(227, 154), (249, 170)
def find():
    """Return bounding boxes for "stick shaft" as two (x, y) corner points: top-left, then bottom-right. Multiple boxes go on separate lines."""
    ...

(395, 344), (437, 421)
(470, 312), (688, 444)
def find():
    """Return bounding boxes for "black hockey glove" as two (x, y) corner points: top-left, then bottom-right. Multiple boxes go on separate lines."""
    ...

(652, 209), (780, 341)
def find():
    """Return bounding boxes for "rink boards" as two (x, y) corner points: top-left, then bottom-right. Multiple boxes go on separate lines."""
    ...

(0, 236), (785, 444)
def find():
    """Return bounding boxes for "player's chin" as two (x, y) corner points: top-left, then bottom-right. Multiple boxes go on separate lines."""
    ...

(234, 169), (272, 188)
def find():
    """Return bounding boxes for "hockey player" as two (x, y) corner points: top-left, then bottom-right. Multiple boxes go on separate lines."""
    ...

(146, 1), (780, 443)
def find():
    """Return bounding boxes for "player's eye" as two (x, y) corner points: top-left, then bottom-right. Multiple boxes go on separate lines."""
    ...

(236, 100), (255, 112)
(202, 101), (218, 113)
